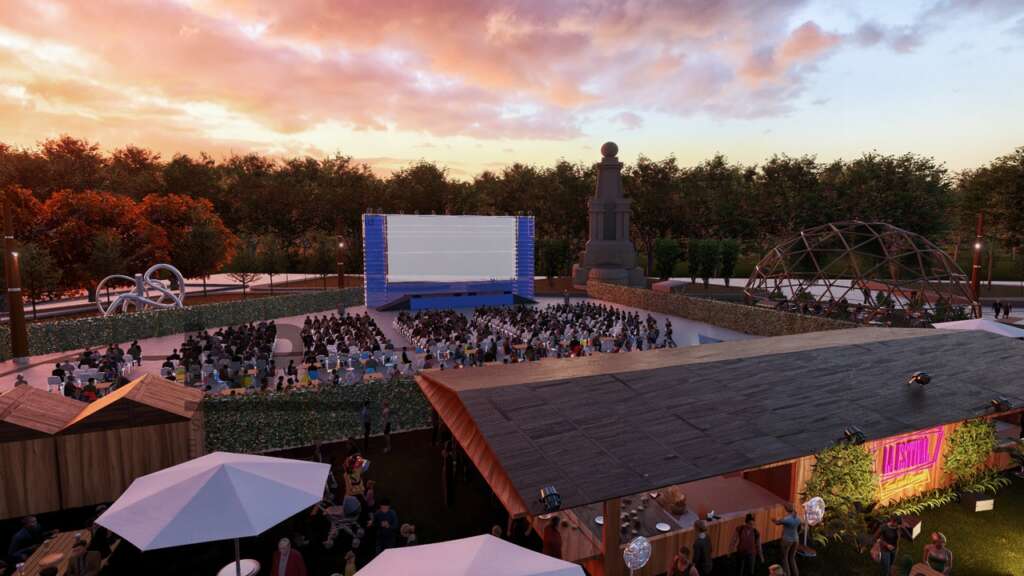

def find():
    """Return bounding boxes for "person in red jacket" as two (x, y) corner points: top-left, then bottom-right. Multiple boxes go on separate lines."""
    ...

(271, 538), (307, 576)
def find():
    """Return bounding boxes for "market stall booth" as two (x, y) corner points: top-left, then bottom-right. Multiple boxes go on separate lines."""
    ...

(0, 387), (86, 518)
(418, 328), (1024, 576)
(0, 373), (204, 520)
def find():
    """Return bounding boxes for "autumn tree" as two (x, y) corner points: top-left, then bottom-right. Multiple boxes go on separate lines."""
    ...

(38, 136), (107, 197)
(137, 193), (236, 281)
(106, 146), (163, 199)
(18, 242), (60, 319)
(40, 190), (169, 298)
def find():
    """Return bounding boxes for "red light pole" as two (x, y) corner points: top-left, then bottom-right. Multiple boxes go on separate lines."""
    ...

(970, 212), (984, 318)
(3, 197), (29, 363)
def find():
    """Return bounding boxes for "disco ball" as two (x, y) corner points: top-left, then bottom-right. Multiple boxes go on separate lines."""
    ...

(804, 496), (826, 527)
(623, 535), (651, 571)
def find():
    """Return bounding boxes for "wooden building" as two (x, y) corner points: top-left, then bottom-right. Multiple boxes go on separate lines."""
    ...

(417, 328), (1024, 576)
(0, 374), (204, 520)
(0, 387), (86, 519)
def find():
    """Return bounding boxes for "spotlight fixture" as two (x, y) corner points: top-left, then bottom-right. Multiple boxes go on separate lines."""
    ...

(539, 485), (562, 513)
(835, 426), (866, 446)
(990, 397), (1014, 412)
(907, 371), (931, 386)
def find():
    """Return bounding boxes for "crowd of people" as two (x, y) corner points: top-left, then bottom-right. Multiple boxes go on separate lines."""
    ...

(394, 302), (677, 369)
(171, 320), (278, 391)
(33, 343), (140, 402)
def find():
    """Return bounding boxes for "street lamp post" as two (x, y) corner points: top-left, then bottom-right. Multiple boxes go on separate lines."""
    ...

(3, 198), (29, 364)
(336, 237), (345, 289)
(970, 212), (984, 318)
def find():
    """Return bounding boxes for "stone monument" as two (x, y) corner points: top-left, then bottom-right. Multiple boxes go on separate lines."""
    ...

(572, 141), (646, 288)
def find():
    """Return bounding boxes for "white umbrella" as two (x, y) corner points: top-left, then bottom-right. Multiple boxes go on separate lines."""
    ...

(97, 451), (330, 576)
(356, 534), (584, 576)
(933, 318), (1024, 338)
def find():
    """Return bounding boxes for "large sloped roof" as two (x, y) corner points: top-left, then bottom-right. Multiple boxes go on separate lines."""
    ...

(0, 386), (87, 442)
(418, 328), (1024, 516)
(61, 373), (203, 434)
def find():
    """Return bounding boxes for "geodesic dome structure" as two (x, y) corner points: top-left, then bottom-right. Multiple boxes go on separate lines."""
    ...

(745, 221), (977, 325)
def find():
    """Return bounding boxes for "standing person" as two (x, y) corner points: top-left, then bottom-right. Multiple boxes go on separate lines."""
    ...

(1006, 301), (1014, 318)
(360, 401), (371, 454)
(382, 401), (392, 454)
(692, 519), (713, 576)
(343, 551), (357, 576)
(271, 538), (308, 576)
(993, 300), (1002, 318)
(542, 516), (562, 559)
(669, 546), (699, 576)
(875, 516), (901, 576)
(922, 532), (952, 575)
(371, 498), (399, 553)
(773, 503), (801, 576)
(732, 513), (763, 576)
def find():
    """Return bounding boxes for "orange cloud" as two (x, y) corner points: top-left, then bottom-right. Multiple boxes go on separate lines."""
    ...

(0, 0), (874, 159)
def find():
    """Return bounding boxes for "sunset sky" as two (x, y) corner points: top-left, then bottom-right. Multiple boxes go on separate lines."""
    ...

(1, 0), (1022, 177)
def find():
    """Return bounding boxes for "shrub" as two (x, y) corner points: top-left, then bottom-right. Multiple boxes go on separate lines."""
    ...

(0, 289), (363, 360)
(943, 419), (998, 485)
(719, 239), (740, 286)
(203, 378), (431, 453)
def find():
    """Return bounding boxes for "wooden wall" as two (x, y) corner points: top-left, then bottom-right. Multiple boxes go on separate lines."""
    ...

(56, 422), (193, 509)
(0, 438), (62, 519)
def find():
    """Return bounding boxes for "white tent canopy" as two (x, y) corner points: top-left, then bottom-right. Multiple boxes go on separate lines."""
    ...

(932, 319), (1024, 338)
(97, 451), (330, 551)
(356, 534), (584, 576)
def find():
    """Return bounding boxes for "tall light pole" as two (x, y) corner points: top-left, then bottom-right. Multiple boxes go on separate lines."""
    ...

(336, 236), (345, 289)
(3, 198), (29, 363)
(970, 212), (984, 318)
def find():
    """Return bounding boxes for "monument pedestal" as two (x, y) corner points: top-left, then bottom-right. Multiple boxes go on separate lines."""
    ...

(572, 141), (647, 290)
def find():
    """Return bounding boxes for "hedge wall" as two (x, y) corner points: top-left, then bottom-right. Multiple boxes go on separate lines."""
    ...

(0, 289), (363, 360)
(203, 378), (431, 453)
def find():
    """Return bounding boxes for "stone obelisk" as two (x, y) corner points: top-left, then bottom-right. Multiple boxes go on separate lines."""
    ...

(572, 142), (646, 288)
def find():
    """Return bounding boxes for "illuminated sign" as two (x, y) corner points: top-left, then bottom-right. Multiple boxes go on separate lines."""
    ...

(875, 426), (945, 499)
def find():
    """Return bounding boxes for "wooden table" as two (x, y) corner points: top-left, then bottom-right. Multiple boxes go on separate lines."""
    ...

(20, 530), (91, 576)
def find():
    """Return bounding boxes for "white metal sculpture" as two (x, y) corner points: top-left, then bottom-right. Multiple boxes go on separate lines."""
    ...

(96, 263), (187, 316)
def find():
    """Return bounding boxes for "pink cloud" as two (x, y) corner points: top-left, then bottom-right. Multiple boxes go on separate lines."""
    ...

(1, 0), (967, 160)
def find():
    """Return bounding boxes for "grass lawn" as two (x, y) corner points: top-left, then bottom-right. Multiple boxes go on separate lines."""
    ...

(788, 474), (1024, 576)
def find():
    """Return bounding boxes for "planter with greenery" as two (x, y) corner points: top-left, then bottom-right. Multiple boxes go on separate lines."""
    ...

(0, 288), (363, 360)
(203, 378), (431, 453)
(804, 442), (880, 551)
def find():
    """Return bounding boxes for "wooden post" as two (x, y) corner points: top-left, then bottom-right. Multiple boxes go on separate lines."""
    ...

(603, 497), (622, 576)
(2, 198), (29, 363)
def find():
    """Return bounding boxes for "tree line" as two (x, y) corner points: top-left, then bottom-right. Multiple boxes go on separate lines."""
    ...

(1, 136), (1022, 305)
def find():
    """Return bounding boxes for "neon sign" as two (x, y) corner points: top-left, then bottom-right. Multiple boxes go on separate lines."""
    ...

(875, 426), (945, 499)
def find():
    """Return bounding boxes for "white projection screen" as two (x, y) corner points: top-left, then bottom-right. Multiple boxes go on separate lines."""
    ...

(386, 215), (517, 283)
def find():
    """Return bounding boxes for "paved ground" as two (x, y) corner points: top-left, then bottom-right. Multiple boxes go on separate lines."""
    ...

(0, 296), (752, 391)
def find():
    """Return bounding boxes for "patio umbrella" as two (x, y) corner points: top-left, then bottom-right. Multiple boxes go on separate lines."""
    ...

(356, 534), (584, 576)
(932, 318), (1024, 338)
(96, 451), (330, 576)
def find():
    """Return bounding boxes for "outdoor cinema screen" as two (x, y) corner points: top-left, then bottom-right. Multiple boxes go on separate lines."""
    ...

(385, 215), (517, 283)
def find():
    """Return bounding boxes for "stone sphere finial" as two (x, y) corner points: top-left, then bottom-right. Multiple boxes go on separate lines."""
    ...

(601, 141), (618, 159)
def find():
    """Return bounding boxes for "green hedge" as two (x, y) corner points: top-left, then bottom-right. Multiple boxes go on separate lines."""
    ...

(203, 378), (431, 453)
(0, 289), (363, 360)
